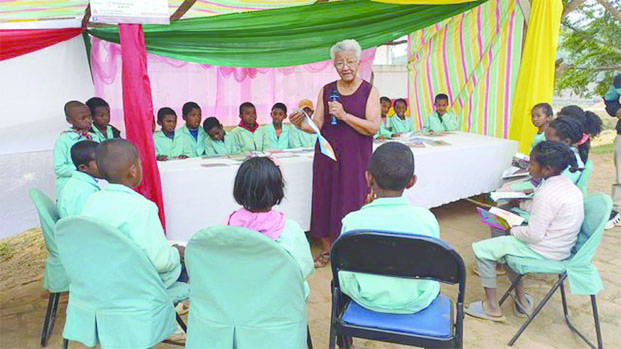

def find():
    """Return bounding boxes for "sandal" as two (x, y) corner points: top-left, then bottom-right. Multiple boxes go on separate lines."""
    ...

(465, 301), (506, 322)
(314, 251), (330, 268)
(511, 293), (534, 318)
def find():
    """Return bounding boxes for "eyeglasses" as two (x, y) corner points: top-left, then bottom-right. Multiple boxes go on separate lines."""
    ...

(334, 60), (359, 70)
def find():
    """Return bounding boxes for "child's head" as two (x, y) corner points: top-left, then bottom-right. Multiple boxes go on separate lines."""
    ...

(71, 140), (100, 178)
(64, 101), (92, 131)
(380, 97), (391, 116)
(394, 98), (407, 118)
(233, 157), (284, 212)
(203, 117), (224, 141)
(434, 94), (449, 115)
(546, 115), (593, 163)
(96, 139), (142, 187)
(182, 102), (202, 129)
(157, 107), (177, 133)
(531, 103), (553, 129)
(86, 97), (110, 130)
(298, 99), (314, 117)
(529, 140), (578, 179)
(271, 103), (287, 125)
(367, 142), (416, 195)
(239, 102), (257, 128)
(559, 105), (602, 138)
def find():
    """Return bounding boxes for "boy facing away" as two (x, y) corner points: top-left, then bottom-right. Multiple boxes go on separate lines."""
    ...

(53, 101), (96, 197)
(425, 93), (458, 133)
(337, 142), (441, 314)
(81, 139), (184, 287)
(57, 140), (101, 218)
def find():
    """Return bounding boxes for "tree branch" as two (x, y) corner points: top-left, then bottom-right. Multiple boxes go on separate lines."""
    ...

(563, 0), (587, 18)
(562, 21), (621, 55)
(595, 0), (621, 22)
(170, 0), (197, 22)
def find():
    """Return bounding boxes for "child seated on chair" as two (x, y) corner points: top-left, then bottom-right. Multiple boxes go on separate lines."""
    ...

(289, 99), (317, 148)
(54, 101), (96, 198)
(227, 156), (313, 297)
(424, 93), (458, 133)
(338, 142), (441, 314)
(86, 97), (122, 142)
(466, 141), (584, 322)
(263, 103), (292, 150)
(203, 117), (239, 156)
(178, 102), (207, 157)
(153, 107), (192, 161)
(230, 102), (270, 152)
(388, 98), (414, 134)
(81, 139), (184, 287)
(57, 140), (101, 218)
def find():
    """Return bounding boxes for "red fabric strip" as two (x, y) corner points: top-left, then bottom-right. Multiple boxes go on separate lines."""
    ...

(0, 28), (83, 61)
(118, 24), (167, 230)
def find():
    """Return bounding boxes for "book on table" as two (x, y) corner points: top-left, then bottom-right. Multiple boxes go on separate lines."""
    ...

(476, 207), (525, 230)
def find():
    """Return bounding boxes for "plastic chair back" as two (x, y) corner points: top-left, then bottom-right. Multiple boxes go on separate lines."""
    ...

(575, 160), (593, 196)
(185, 226), (307, 349)
(331, 231), (466, 299)
(28, 188), (69, 292)
(55, 216), (177, 348)
(571, 193), (611, 261)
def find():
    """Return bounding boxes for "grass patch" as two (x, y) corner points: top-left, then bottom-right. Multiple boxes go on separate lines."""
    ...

(591, 143), (614, 155)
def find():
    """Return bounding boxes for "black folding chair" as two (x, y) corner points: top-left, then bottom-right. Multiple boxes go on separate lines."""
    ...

(329, 230), (466, 348)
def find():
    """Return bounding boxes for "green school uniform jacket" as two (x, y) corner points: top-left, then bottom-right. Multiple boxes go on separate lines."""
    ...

(425, 111), (458, 132)
(57, 171), (100, 218)
(177, 125), (207, 157)
(374, 117), (394, 139)
(81, 184), (182, 287)
(153, 130), (193, 159)
(264, 123), (292, 150)
(531, 132), (546, 150)
(204, 134), (240, 156)
(389, 115), (415, 134)
(289, 126), (317, 148)
(53, 129), (96, 198)
(230, 125), (271, 152)
(90, 125), (121, 142)
(339, 196), (441, 314)
(275, 220), (314, 299)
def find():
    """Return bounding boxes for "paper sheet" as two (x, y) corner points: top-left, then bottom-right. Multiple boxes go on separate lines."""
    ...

(298, 109), (337, 161)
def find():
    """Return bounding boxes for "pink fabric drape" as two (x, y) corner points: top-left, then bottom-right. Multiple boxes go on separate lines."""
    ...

(90, 37), (376, 129)
(118, 24), (166, 228)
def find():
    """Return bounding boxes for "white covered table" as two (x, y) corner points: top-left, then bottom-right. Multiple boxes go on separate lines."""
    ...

(159, 132), (517, 241)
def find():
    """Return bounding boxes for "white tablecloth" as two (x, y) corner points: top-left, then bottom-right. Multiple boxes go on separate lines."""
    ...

(159, 132), (517, 241)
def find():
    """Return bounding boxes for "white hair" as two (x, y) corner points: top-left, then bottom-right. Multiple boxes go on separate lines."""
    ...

(330, 39), (362, 62)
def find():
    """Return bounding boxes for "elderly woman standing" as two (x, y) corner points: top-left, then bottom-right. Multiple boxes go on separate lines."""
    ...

(290, 39), (380, 268)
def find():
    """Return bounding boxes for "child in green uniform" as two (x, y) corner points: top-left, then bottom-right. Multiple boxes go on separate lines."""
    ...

(81, 139), (184, 287)
(289, 99), (317, 148)
(230, 102), (270, 152)
(227, 157), (313, 298)
(203, 117), (239, 156)
(153, 107), (192, 161)
(264, 103), (292, 150)
(338, 142), (441, 314)
(53, 101), (96, 197)
(424, 93), (458, 133)
(466, 141), (583, 322)
(86, 97), (121, 142)
(530, 103), (553, 150)
(57, 140), (101, 218)
(178, 102), (207, 157)
(388, 98), (414, 134)
(375, 96), (395, 140)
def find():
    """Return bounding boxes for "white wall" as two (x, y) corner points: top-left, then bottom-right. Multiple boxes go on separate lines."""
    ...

(0, 36), (94, 239)
(372, 64), (409, 100)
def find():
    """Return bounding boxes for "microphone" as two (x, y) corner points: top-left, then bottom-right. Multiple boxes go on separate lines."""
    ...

(329, 88), (339, 125)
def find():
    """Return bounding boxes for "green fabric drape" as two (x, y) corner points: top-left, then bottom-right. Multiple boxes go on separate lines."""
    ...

(88, 0), (485, 68)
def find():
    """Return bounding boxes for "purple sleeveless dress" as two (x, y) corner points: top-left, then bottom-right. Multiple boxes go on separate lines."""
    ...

(311, 80), (373, 241)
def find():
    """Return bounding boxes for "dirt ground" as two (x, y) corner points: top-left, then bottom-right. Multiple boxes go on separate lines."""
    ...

(1, 152), (619, 349)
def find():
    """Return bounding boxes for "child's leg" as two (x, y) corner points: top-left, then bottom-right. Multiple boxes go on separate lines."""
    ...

(476, 256), (502, 315)
(506, 268), (529, 306)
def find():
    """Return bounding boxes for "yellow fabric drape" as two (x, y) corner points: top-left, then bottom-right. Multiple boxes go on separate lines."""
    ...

(509, 0), (563, 153)
(373, 0), (478, 3)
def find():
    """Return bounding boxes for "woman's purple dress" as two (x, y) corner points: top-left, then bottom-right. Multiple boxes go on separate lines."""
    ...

(311, 80), (373, 241)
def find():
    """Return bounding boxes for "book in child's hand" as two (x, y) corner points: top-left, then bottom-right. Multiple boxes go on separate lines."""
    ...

(512, 153), (530, 169)
(477, 207), (524, 230)
(502, 166), (529, 179)
(490, 191), (533, 202)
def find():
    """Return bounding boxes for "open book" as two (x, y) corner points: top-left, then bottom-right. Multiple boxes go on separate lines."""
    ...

(477, 207), (525, 230)
(502, 166), (529, 179)
(490, 191), (533, 202)
(512, 153), (530, 169)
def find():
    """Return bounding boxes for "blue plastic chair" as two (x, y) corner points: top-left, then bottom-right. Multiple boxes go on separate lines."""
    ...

(329, 231), (466, 348)
(499, 193), (611, 348)
(28, 188), (69, 347)
(55, 216), (189, 348)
